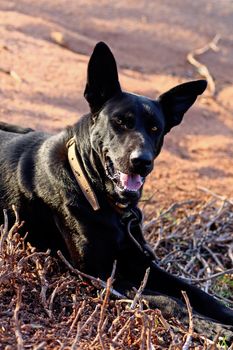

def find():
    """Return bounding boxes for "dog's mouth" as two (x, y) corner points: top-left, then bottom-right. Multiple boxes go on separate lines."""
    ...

(104, 156), (144, 193)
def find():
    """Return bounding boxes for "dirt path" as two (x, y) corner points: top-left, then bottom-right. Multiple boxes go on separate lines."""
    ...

(0, 0), (233, 212)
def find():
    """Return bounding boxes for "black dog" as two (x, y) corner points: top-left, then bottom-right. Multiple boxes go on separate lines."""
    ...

(0, 42), (232, 331)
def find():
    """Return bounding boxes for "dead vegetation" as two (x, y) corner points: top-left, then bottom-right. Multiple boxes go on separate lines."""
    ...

(0, 192), (232, 349)
(186, 34), (221, 96)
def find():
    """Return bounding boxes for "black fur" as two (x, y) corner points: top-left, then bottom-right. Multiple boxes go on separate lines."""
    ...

(0, 42), (232, 332)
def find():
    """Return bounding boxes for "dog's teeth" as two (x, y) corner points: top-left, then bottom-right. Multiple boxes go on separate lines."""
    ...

(105, 158), (143, 194)
(122, 186), (137, 193)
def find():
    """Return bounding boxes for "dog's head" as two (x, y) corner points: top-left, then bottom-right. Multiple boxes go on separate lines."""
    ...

(84, 42), (207, 206)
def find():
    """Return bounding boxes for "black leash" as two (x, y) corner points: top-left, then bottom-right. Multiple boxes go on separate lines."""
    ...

(121, 207), (156, 261)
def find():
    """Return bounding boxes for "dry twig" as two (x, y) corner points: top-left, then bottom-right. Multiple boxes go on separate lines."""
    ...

(1, 195), (233, 348)
(130, 267), (150, 310)
(13, 286), (24, 350)
(187, 34), (221, 96)
(93, 261), (117, 348)
(57, 250), (124, 298)
(181, 291), (194, 350)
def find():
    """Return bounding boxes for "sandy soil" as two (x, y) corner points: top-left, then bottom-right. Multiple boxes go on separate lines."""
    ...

(0, 0), (233, 213)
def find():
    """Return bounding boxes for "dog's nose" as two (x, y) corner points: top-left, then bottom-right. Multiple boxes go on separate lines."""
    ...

(130, 150), (153, 171)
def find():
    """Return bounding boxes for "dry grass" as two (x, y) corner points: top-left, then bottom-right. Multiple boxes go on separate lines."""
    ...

(0, 193), (232, 349)
(143, 190), (233, 305)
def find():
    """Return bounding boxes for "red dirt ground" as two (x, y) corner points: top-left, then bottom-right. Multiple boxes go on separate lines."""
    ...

(0, 0), (233, 213)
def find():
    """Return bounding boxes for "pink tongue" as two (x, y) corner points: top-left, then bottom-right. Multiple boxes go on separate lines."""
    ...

(119, 173), (143, 191)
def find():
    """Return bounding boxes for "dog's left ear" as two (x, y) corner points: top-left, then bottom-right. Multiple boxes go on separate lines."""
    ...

(158, 80), (207, 134)
(84, 42), (122, 113)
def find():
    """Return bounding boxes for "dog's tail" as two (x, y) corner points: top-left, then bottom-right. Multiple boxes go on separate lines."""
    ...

(0, 121), (34, 134)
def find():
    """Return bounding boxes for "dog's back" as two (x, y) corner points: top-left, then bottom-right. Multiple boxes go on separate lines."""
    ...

(0, 129), (63, 249)
(0, 129), (44, 197)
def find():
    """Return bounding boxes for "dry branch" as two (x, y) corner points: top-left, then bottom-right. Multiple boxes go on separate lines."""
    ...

(0, 209), (9, 252)
(187, 34), (221, 96)
(93, 260), (117, 348)
(0, 67), (22, 82)
(130, 267), (150, 310)
(186, 267), (233, 283)
(1, 195), (233, 348)
(57, 250), (124, 298)
(13, 286), (24, 350)
(181, 291), (194, 350)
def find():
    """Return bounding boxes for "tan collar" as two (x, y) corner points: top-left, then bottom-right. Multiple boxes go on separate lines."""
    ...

(66, 137), (100, 211)
(66, 137), (131, 213)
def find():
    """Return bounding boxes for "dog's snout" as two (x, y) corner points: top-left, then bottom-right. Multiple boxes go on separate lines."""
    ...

(130, 150), (153, 171)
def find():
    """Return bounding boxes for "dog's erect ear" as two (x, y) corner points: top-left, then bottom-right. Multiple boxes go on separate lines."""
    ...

(158, 80), (207, 134)
(84, 42), (122, 113)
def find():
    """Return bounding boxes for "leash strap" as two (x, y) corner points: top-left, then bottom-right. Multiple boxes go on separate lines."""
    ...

(124, 208), (156, 261)
(67, 137), (100, 211)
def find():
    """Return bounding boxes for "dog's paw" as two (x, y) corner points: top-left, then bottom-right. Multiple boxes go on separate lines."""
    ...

(142, 294), (233, 343)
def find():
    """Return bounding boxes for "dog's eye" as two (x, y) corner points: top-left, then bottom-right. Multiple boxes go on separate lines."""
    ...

(115, 118), (123, 125)
(115, 118), (128, 129)
(151, 126), (158, 132)
(114, 117), (134, 130)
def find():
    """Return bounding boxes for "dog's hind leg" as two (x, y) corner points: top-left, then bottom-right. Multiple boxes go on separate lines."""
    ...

(0, 121), (34, 134)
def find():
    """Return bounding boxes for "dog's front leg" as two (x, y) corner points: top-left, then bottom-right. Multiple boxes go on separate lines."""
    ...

(117, 225), (233, 326)
(53, 205), (125, 280)
(146, 261), (233, 326)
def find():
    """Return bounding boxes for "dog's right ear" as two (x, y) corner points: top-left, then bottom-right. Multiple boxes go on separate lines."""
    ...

(84, 42), (121, 113)
(84, 42), (122, 113)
